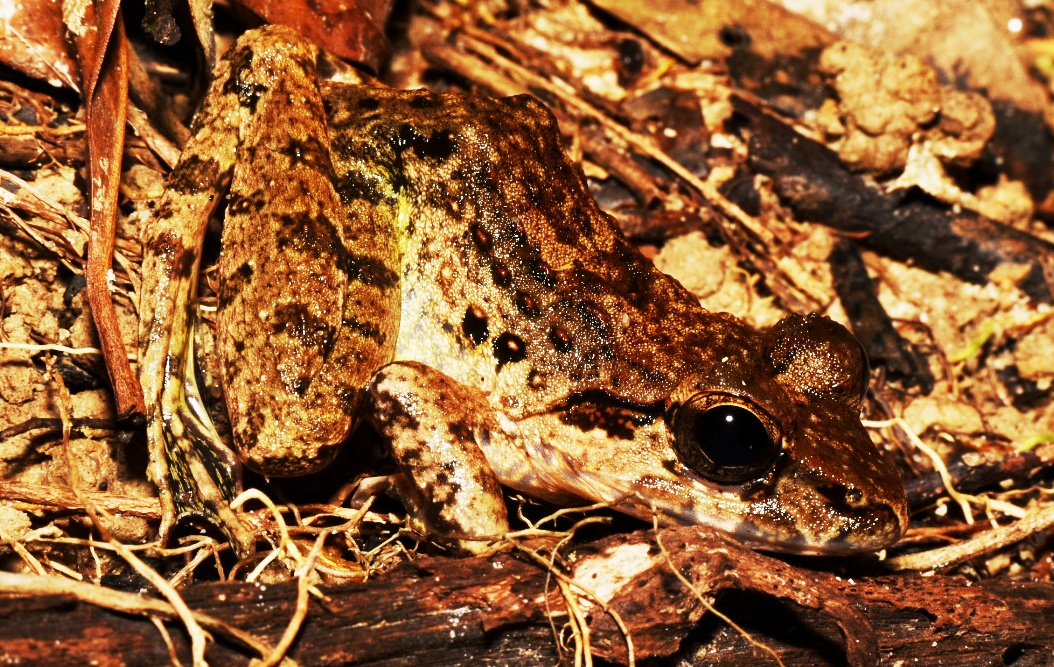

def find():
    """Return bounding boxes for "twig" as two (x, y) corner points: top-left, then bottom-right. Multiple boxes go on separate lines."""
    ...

(0, 571), (273, 658)
(887, 500), (1054, 571)
(651, 513), (785, 667)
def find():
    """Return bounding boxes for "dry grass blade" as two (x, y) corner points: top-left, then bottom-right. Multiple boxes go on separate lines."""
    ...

(888, 501), (1054, 571)
(0, 479), (161, 519)
(0, 571), (274, 659)
(0, 168), (142, 283)
(509, 514), (636, 667)
(47, 350), (209, 666)
(74, 2), (145, 418)
(651, 514), (785, 667)
(254, 532), (330, 667)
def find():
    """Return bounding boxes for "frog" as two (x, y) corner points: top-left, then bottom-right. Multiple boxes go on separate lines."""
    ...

(138, 25), (908, 557)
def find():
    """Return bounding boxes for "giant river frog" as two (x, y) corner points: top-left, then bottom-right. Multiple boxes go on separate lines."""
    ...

(138, 25), (907, 556)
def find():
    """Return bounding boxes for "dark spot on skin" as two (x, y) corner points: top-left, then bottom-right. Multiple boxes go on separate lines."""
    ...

(494, 332), (527, 369)
(527, 369), (546, 391)
(168, 154), (222, 195)
(516, 293), (540, 318)
(448, 419), (474, 444)
(221, 44), (255, 86)
(273, 211), (345, 261)
(394, 123), (455, 162)
(549, 325), (573, 352)
(401, 446), (423, 464)
(815, 483), (860, 513)
(358, 96), (380, 111)
(154, 201), (174, 221)
(576, 301), (611, 339)
(227, 190), (265, 216)
(233, 340), (245, 354)
(462, 306), (489, 346)
(491, 263), (512, 288)
(215, 45), (269, 114)
(442, 322), (455, 334)
(342, 251), (399, 290)
(236, 261), (254, 280)
(292, 376), (312, 396)
(343, 317), (384, 343)
(408, 94), (438, 109)
(281, 135), (327, 168)
(271, 303), (335, 352)
(559, 402), (638, 440)
(335, 170), (385, 206)
(373, 388), (421, 431)
(557, 391), (663, 440)
(232, 73), (268, 113)
(147, 231), (195, 281)
(526, 257), (557, 288)
(471, 224), (492, 250)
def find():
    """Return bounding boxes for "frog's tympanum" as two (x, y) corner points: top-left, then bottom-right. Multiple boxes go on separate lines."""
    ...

(139, 26), (907, 556)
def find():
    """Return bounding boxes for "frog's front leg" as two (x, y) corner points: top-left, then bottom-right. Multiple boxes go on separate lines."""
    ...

(367, 362), (510, 554)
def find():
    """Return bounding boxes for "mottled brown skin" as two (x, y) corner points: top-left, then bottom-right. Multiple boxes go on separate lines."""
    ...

(139, 26), (907, 555)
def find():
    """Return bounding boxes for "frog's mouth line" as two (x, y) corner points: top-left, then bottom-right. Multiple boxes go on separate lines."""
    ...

(548, 390), (666, 440)
(550, 390), (668, 416)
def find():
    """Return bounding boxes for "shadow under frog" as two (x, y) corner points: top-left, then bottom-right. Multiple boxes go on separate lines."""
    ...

(138, 26), (907, 556)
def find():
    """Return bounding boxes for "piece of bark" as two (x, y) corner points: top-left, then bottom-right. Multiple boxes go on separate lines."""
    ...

(2, 525), (1052, 666)
(905, 444), (1054, 509)
(829, 237), (935, 392)
(733, 96), (1054, 303)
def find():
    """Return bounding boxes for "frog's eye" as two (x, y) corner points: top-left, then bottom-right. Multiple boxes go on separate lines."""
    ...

(671, 394), (780, 484)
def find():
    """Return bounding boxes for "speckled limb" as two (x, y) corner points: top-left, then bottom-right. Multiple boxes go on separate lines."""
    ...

(138, 27), (398, 550)
(367, 361), (509, 554)
(138, 33), (258, 549)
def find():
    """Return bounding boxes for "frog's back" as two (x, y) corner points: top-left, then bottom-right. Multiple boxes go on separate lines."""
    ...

(323, 85), (742, 414)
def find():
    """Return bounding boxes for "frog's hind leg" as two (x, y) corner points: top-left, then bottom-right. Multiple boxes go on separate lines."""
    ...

(366, 361), (510, 555)
(138, 31), (272, 552)
(214, 28), (399, 479)
(140, 26), (397, 553)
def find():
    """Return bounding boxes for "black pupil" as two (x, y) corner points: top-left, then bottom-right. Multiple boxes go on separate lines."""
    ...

(694, 404), (772, 468)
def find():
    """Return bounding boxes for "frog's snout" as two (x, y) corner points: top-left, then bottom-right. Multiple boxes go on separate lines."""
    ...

(777, 467), (909, 554)
(823, 487), (908, 553)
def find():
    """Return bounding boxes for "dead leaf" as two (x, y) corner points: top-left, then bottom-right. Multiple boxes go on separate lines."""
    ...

(589, 0), (832, 64)
(66, 0), (145, 418)
(231, 0), (393, 71)
(0, 0), (80, 89)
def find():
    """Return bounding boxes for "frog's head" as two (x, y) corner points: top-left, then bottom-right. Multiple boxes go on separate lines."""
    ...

(548, 313), (907, 554)
(652, 313), (907, 554)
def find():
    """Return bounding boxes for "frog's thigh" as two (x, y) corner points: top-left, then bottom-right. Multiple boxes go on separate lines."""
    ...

(367, 361), (509, 554)
(215, 30), (399, 476)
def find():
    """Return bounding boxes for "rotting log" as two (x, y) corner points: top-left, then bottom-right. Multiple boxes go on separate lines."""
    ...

(1, 526), (1051, 666)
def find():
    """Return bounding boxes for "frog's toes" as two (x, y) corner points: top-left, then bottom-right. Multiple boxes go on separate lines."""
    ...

(367, 361), (509, 555)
